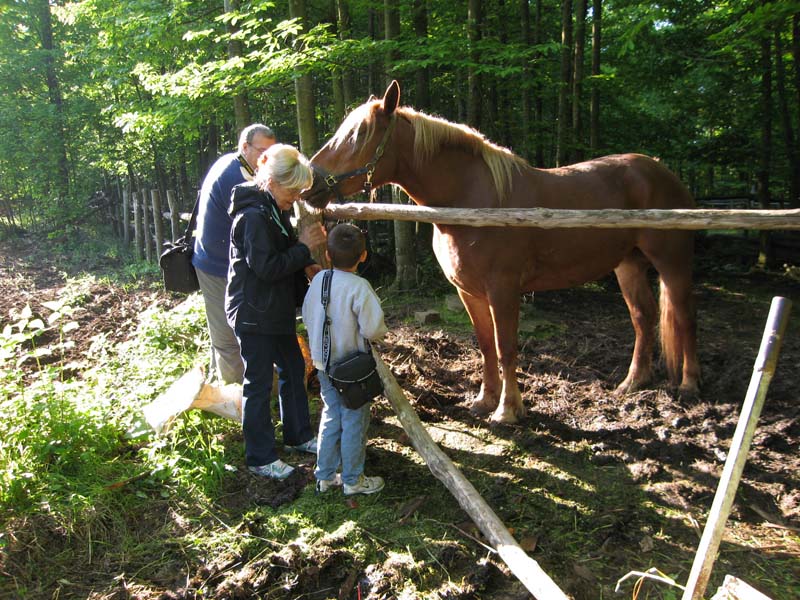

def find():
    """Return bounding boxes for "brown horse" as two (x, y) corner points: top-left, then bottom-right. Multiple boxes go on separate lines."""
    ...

(303, 81), (700, 424)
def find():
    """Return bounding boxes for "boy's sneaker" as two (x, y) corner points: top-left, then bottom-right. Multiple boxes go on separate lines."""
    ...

(344, 475), (385, 496)
(248, 459), (294, 480)
(285, 437), (317, 454)
(315, 473), (343, 493)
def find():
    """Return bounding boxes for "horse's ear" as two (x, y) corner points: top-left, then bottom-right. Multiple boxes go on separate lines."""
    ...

(382, 80), (400, 116)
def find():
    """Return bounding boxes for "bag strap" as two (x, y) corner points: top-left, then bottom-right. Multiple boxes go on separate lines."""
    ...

(321, 268), (371, 375)
(184, 190), (201, 241)
(321, 268), (334, 372)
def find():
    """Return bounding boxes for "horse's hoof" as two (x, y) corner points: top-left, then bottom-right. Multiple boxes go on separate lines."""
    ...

(490, 408), (521, 425)
(469, 399), (496, 416)
(614, 377), (648, 396)
(678, 382), (700, 398)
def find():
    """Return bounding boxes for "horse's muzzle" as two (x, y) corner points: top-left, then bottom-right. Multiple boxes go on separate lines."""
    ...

(301, 167), (334, 209)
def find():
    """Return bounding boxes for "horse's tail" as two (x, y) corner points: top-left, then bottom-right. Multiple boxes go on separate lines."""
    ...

(659, 279), (683, 385)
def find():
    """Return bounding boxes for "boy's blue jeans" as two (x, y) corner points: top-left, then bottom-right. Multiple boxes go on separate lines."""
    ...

(315, 370), (370, 486)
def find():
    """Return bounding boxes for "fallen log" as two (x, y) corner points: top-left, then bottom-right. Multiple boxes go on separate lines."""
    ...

(372, 348), (570, 600)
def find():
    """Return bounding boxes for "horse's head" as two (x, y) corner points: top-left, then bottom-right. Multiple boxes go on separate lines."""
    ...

(302, 80), (401, 209)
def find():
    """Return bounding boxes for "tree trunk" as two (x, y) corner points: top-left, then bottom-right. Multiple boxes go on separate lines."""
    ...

(414, 8), (433, 265)
(336, 0), (354, 108)
(224, 0), (251, 130)
(413, 0), (430, 109)
(289, 0), (326, 268)
(289, 0), (318, 156)
(384, 0), (416, 290)
(590, 0), (602, 154)
(756, 21), (774, 268)
(368, 8), (380, 94)
(519, 0), (532, 162)
(467, 0), (482, 129)
(533, 0), (544, 167)
(775, 28), (798, 209)
(35, 0), (70, 200)
(390, 187), (417, 291)
(556, 0), (573, 167)
(571, 0), (587, 162)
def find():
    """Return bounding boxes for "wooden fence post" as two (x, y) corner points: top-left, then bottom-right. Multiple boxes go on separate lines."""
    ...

(142, 188), (152, 262)
(151, 189), (164, 258)
(133, 191), (143, 260)
(122, 188), (131, 247)
(166, 189), (180, 241)
(681, 297), (792, 600)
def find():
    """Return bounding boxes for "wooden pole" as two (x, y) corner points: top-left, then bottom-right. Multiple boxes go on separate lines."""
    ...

(295, 203), (330, 268)
(142, 188), (152, 262)
(681, 297), (792, 600)
(318, 203), (800, 230)
(372, 349), (570, 600)
(122, 188), (131, 247)
(166, 189), (180, 241)
(133, 191), (143, 260)
(151, 189), (164, 258)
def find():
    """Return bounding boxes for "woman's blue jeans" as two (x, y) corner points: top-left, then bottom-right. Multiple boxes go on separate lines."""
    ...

(237, 331), (313, 466)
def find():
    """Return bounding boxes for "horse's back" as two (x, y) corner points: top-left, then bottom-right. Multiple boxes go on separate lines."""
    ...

(521, 153), (695, 211)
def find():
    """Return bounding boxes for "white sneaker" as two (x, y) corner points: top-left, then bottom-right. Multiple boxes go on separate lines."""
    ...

(343, 474), (385, 496)
(248, 459), (294, 479)
(285, 437), (317, 454)
(315, 473), (343, 493)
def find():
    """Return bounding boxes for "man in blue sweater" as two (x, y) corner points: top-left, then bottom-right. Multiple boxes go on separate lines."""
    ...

(193, 124), (276, 384)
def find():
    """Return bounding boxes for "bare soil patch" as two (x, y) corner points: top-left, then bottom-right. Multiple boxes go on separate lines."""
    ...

(1, 232), (799, 599)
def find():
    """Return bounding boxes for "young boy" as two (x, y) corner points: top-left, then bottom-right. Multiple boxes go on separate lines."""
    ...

(302, 224), (388, 495)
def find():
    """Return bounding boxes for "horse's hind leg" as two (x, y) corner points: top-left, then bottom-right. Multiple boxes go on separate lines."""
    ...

(457, 289), (502, 416)
(643, 233), (700, 394)
(655, 266), (700, 395)
(614, 251), (658, 394)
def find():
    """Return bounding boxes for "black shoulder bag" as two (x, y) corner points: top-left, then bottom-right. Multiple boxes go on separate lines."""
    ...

(159, 192), (200, 293)
(322, 269), (383, 410)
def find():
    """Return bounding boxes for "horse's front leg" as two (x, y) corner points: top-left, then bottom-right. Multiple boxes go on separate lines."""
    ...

(488, 289), (525, 424)
(457, 289), (501, 415)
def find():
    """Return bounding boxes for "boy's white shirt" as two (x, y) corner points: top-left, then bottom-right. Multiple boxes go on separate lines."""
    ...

(302, 268), (388, 371)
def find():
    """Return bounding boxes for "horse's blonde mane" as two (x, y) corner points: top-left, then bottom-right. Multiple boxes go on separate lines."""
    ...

(400, 106), (527, 204)
(329, 101), (379, 150)
(330, 100), (527, 203)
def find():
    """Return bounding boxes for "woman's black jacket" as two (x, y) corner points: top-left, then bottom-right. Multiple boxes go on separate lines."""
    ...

(225, 181), (314, 335)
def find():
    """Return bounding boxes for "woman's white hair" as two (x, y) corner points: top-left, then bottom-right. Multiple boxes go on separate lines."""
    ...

(255, 144), (313, 192)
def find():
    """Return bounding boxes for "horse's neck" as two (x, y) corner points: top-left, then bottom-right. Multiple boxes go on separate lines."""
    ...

(394, 149), (496, 209)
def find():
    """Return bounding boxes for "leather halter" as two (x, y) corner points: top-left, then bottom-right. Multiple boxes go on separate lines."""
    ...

(319, 113), (397, 203)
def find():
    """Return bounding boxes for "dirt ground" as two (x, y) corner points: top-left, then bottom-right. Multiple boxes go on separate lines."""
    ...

(1, 231), (799, 599)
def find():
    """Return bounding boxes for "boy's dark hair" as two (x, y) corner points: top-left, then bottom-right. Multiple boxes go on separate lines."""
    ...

(328, 223), (366, 269)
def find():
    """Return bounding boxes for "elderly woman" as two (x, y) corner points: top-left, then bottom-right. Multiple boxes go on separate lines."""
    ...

(226, 144), (326, 479)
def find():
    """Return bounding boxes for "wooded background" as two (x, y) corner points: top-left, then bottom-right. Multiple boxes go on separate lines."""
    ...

(2, 0), (798, 249)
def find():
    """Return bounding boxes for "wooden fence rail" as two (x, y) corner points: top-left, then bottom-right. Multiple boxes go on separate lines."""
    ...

(319, 203), (800, 230)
